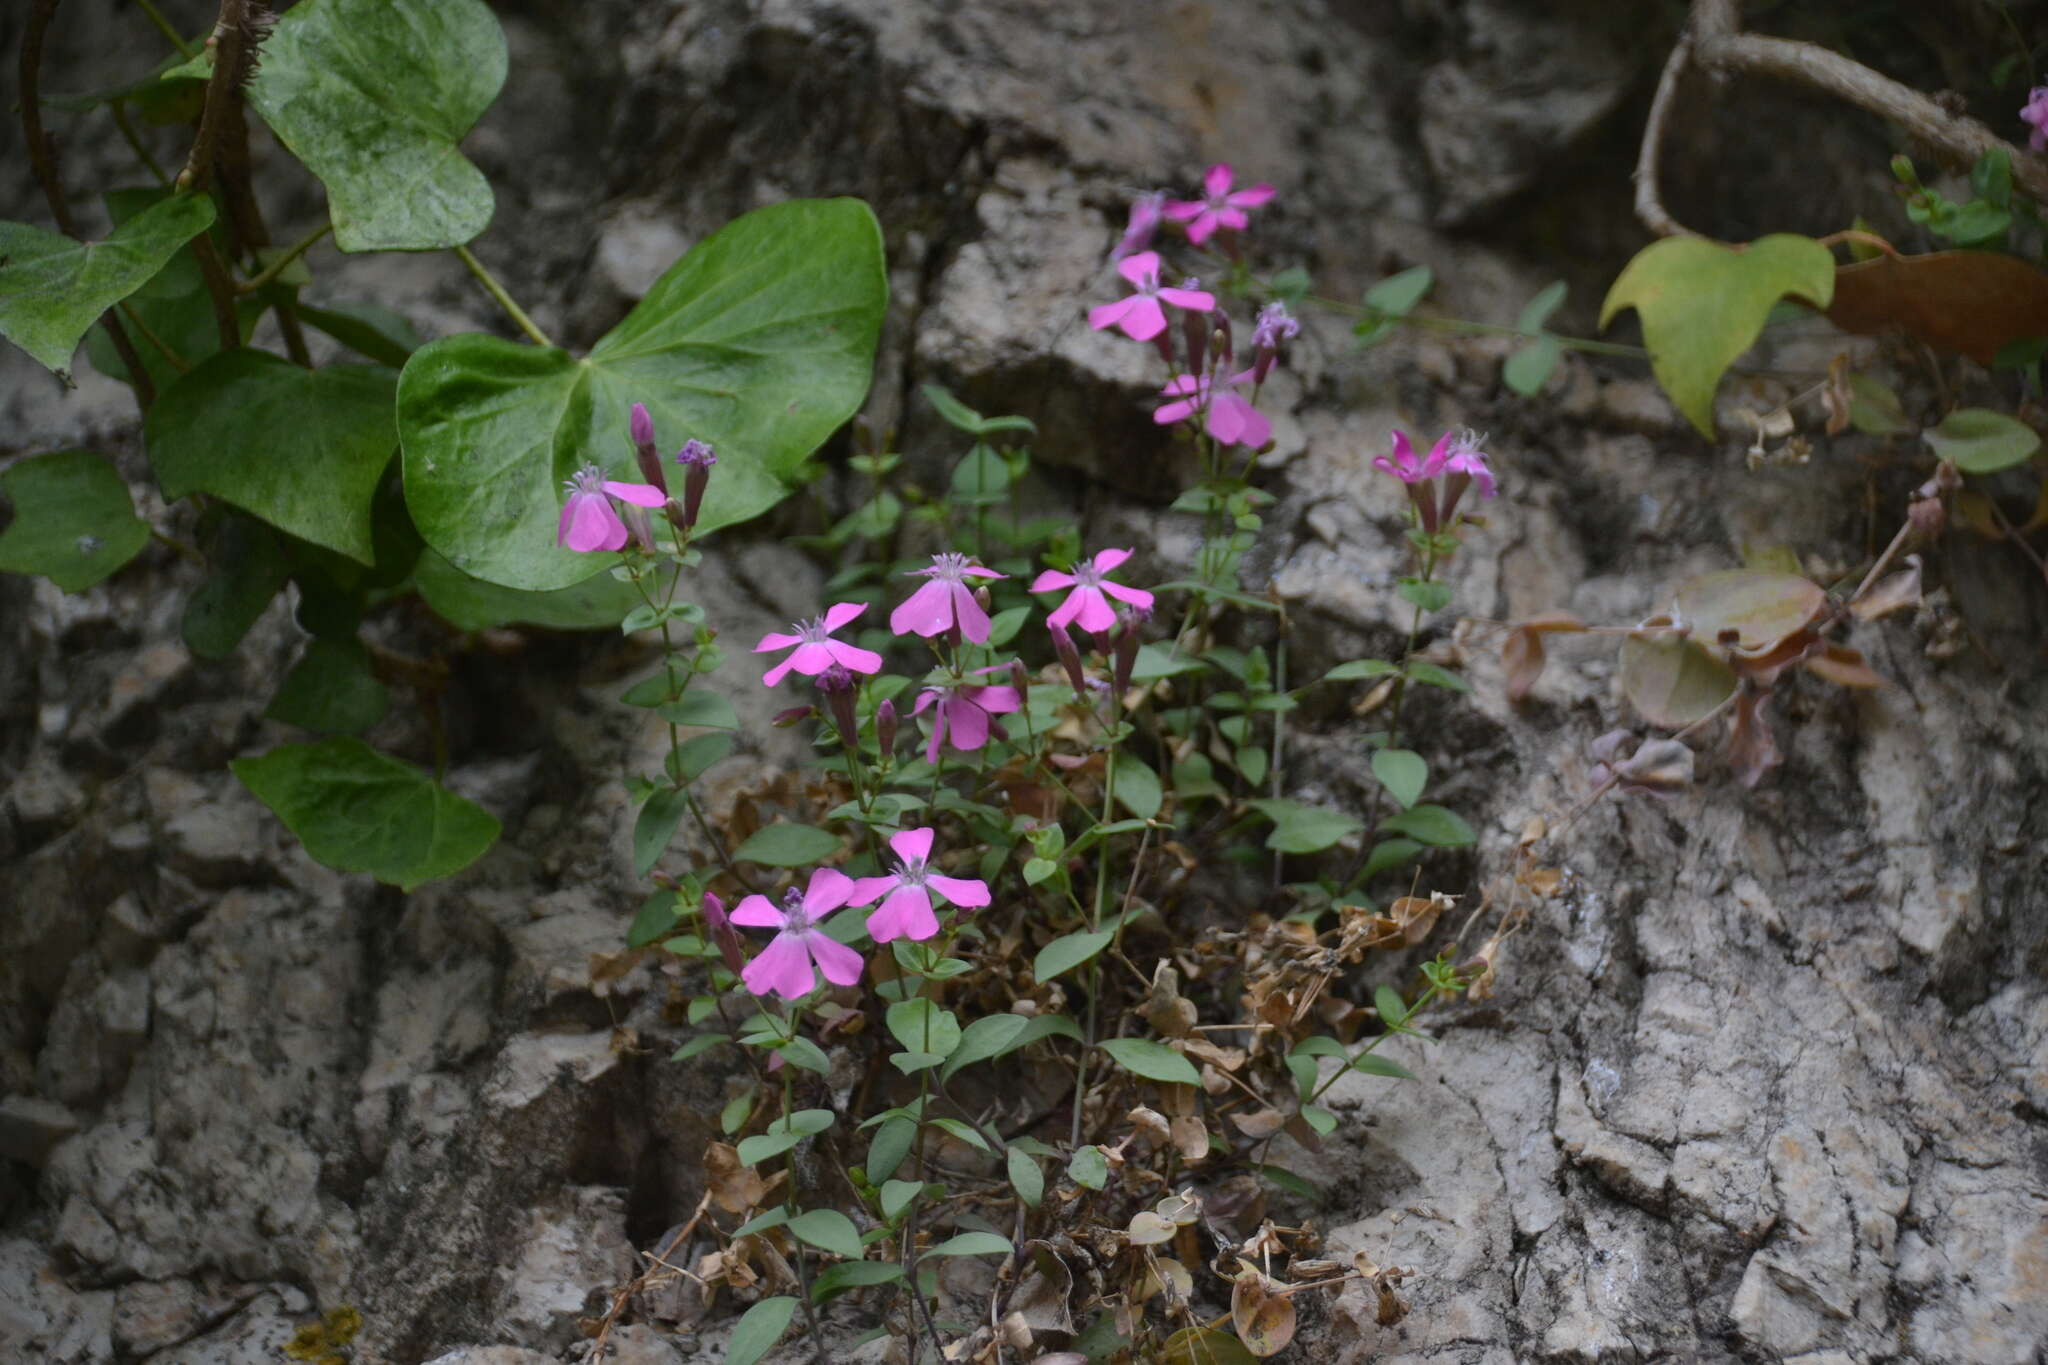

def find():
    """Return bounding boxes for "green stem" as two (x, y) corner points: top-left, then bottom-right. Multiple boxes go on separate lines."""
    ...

(454, 243), (554, 347)
(110, 101), (168, 185)
(236, 222), (331, 294)
(135, 0), (194, 57)
(1307, 977), (1446, 1105)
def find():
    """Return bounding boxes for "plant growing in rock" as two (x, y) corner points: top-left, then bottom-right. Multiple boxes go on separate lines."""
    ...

(570, 165), (1506, 1363)
(1, 0), (885, 891)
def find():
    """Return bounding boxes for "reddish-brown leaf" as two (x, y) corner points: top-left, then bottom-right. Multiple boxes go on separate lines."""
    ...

(1804, 644), (1885, 689)
(1726, 687), (1782, 788)
(1827, 251), (2048, 364)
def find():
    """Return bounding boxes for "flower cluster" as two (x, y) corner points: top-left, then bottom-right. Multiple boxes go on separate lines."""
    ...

(1373, 427), (1500, 531)
(557, 403), (718, 554)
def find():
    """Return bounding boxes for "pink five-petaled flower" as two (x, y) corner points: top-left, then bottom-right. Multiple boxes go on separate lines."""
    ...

(1087, 251), (1217, 342)
(1439, 429), (1498, 500)
(755, 602), (885, 687)
(556, 464), (667, 553)
(729, 869), (866, 1000)
(1373, 429), (1447, 485)
(891, 552), (1006, 642)
(1154, 369), (1271, 449)
(912, 676), (1022, 764)
(1028, 548), (1154, 635)
(1164, 163), (1276, 246)
(2025, 86), (2048, 151)
(849, 827), (991, 943)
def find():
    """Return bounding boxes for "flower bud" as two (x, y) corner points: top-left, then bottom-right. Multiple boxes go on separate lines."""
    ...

(620, 502), (656, 553)
(772, 704), (815, 728)
(629, 403), (669, 495)
(702, 891), (746, 975)
(674, 439), (716, 530)
(1112, 612), (1144, 697)
(875, 698), (898, 758)
(815, 663), (860, 751)
(1009, 658), (1030, 702)
(1050, 621), (1088, 699)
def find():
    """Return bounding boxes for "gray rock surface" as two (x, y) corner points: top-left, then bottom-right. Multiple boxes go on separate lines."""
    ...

(4, 1), (2046, 1363)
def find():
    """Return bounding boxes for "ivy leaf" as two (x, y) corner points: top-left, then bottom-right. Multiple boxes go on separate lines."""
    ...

(248, 0), (507, 251)
(147, 351), (398, 565)
(0, 194), (217, 373)
(399, 199), (886, 591)
(412, 547), (649, 631)
(0, 450), (150, 591)
(1600, 234), (1834, 437)
(231, 738), (500, 890)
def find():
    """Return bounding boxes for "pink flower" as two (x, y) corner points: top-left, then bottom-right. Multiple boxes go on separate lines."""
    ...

(1113, 191), (1167, 261)
(1164, 164), (1276, 246)
(1439, 429), (1498, 500)
(891, 552), (1006, 642)
(1372, 430), (1447, 484)
(755, 602), (885, 687)
(849, 827), (991, 943)
(912, 677), (1022, 763)
(1087, 251), (1217, 342)
(556, 464), (667, 553)
(729, 869), (866, 999)
(2024, 86), (2048, 151)
(1154, 369), (1271, 449)
(1028, 548), (1154, 635)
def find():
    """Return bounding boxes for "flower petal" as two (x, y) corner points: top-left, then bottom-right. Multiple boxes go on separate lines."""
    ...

(806, 931), (866, 986)
(1068, 586), (1117, 635)
(890, 827), (935, 865)
(826, 642), (885, 675)
(803, 867), (856, 919)
(1155, 398), (1201, 426)
(728, 894), (788, 929)
(847, 874), (900, 906)
(951, 582), (992, 643)
(742, 933), (816, 999)
(927, 874), (991, 908)
(1184, 212), (1219, 246)
(755, 631), (803, 652)
(1087, 298), (1137, 332)
(604, 480), (668, 507)
(823, 601), (868, 632)
(1161, 200), (1204, 222)
(1228, 184), (1276, 208)
(1091, 547), (1133, 573)
(867, 886), (938, 944)
(1213, 207), (1250, 232)
(969, 685), (1022, 715)
(1117, 297), (1168, 341)
(1028, 570), (1078, 592)
(1116, 251), (1160, 287)
(1203, 163), (1234, 197)
(890, 579), (956, 638)
(783, 641), (837, 676)
(1045, 591), (1084, 630)
(1101, 581), (1154, 611)
(562, 495), (625, 553)
(943, 698), (991, 752)
(1157, 286), (1216, 313)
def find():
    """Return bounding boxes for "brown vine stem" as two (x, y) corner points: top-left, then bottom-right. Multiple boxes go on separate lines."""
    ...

(174, 0), (257, 354)
(1638, 0), (2048, 240)
(21, 0), (156, 405)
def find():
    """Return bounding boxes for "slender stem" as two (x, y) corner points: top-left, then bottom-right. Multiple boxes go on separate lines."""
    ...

(135, 0), (194, 57)
(1634, 26), (1698, 238)
(118, 300), (188, 372)
(454, 243), (554, 347)
(110, 101), (169, 185)
(188, 233), (243, 351)
(1848, 519), (1916, 604)
(236, 222), (332, 294)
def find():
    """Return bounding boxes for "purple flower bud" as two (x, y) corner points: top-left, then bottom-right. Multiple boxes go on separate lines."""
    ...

(815, 663), (860, 751)
(620, 503), (656, 553)
(629, 403), (669, 495)
(1050, 621), (1087, 699)
(875, 697), (897, 757)
(674, 439), (716, 530)
(1252, 302), (1298, 384)
(772, 704), (815, 728)
(702, 891), (747, 975)
(1010, 658), (1030, 701)
(1111, 607), (1147, 696)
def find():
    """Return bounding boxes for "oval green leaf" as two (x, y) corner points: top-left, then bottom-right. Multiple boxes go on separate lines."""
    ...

(925, 1231), (1012, 1259)
(1923, 406), (2042, 474)
(0, 450), (150, 591)
(786, 1209), (863, 1261)
(733, 823), (841, 867)
(1113, 751), (1164, 820)
(726, 1295), (797, 1365)
(1370, 748), (1427, 809)
(1098, 1038), (1201, 1087)
(231, 738), (500, 890)
(249, 0), (507, 251)
(1034, 929), (1113, 984)
(400, 198), (886, 591)
(1377, 803), (1475, 847)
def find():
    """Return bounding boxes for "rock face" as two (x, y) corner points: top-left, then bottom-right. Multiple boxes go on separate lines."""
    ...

(5, 2), (2046, 1363)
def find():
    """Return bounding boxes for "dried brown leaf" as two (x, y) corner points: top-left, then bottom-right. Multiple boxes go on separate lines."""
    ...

(1231, 1265), (1299, 1356)
(1726, 686), (1782, 788)
(1803, 643), (1885, 688)
(1849, 560), (1922, 621)
(1828, 249), (2048, 363)
(1229, 1108), (1288, 1140)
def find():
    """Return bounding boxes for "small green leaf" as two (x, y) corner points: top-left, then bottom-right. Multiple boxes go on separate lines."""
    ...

(1924, 406), (2042, 474)
(628, 890), (682, 948)
(1300, 1104), (1338, 1136)
(1357, 838), (1423, 882)
(265, 638), (391, 734)
(1405, 659), (1470, 692)
(885, 999), (963, 1059)
(1247, 798), (1363, 855)
(662, 690), (739, 730)
(1398, 579), (1453, 613)
(726, 1296), (797, 1365)
(0, 194), (217, 372)
(1322, 658), (1399, 683)
(1007, 1147), (1044, 1208)
(1599, 234), (1835, 437)
(1034, 930), (1113, 984)
(147, 350), (398, 565)
(634, 788), (690, 878)
(668, 732), (734, 785)
(0, 450), (150, 591)
(809, 1260), (904, 1301)
(1113, 752), (1164, 820)
(296, 302), (425, 368)
(926, 1231), (1012, 1259)
(787, 1209), (863, 1260)
(670, 1033), (729, 1063)
(1068, 1145), (1110, 1190)
(1350, 1053), (1417, 1081)
(1375, 985), (1409, 1028)
(231, 738), (500, 890)
(412, 547), (648, 631)
(879, 1178), (924, 1222)
(1363, 265), (1434, 316)
(1370, 749), (1427, 809)
(249, 0), (507, 251)
(867, 1116), (916, 1184)
(734, 824), (841, 867)
(1377, 804), (1475, 847)
(1847, 373), (1912, 435)
(1098, 1038), (1201, 1086)
(1234, 745), (1269, 788)
(951, 443), (1012, 504)
(1516, 280), (1568, 333)
(1504, 334), (1562, 396)
(939, 1014), (1029, 1081)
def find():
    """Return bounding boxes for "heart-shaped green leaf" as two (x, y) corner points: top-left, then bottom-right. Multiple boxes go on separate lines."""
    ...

(0, 194), (216, 372)
(232, 738), (500, 890)
(1600, 234), (1834, 437)
(249, 0), (506, 251)
(400, 198), (886, 591)
(147, 350), (398, 565)
(0, 450), (150, 591)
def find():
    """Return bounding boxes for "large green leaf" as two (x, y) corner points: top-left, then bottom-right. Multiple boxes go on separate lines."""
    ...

(232, 738), (500, 890)
(400, 198), (887, 590)
(1600, 234), (1834, 437)
(0, 195), (216, 373)
(411, 547), (647, 631)
(0, 450), (150, 591)
(147, 350), (398, 565)
(248, 0), (506, 251)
